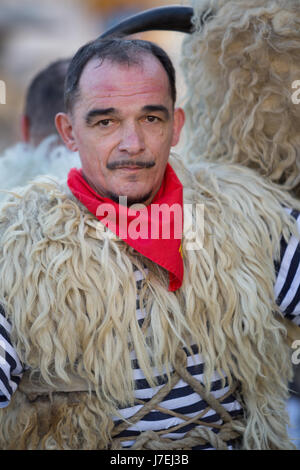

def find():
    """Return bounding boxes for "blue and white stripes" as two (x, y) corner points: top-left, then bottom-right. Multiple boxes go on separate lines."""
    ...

(0, 304), (23, 408)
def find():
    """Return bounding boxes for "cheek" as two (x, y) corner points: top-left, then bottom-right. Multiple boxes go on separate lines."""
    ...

(76, 135), (109, 167)
(146, 128), (172, 154)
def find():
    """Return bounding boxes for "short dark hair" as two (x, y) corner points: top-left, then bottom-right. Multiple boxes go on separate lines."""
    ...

(25, 59), (70, 141)
(64, 38), (177, 112)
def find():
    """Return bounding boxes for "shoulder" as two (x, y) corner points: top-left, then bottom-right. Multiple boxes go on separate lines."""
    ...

(0, 176), (93, 243)
(0, 176), (68, 217)
(184, 158), (300, 217)
(188, 159), (299, 202)
(177, 157), (300, 260)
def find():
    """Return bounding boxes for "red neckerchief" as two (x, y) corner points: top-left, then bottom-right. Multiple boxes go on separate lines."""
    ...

(67, 163), (184, 291)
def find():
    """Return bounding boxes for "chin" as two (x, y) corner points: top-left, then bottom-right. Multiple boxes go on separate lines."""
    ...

(107, 189), (153, 206)
(125, 193), (153, 206)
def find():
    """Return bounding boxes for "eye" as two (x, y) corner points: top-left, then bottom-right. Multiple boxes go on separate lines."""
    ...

(97, 119), (114, 127)
(145, 115), (160, 123)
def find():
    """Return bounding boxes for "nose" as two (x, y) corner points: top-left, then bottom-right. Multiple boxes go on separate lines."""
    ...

(118, 122), (145, 155)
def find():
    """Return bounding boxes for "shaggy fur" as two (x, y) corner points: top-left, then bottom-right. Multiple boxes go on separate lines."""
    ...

(0, 154), (299, 449)
(181, 0), (300, 197)
(0, 136), (81, 203)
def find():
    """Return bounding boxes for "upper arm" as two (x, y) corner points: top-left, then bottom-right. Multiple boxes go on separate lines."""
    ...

(275, 209), (300, 326)
(0, 305), (24, 407)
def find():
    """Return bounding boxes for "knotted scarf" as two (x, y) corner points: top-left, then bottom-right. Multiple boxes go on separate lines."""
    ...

(68, 163), (184, 291)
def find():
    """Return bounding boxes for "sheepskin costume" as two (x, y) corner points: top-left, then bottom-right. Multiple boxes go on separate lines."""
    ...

(0, 154), (299, 449)
(181, 0), (300, 197)
(0, 135), (81, 203)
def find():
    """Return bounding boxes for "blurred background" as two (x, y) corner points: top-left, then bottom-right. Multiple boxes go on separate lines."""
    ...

(0, 0), (187, 152)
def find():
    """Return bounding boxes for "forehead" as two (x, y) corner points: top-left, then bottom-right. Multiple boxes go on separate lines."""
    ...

(77, 55), (171, 107)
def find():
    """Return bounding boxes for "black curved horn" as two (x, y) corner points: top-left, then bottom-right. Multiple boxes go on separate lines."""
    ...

(99, 6), (195, 38)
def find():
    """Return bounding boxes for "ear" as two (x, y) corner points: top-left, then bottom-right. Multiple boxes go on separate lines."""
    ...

(20, 115), (30, 143)
(171, 107), (185, 147)
(55, 112), (78, 151)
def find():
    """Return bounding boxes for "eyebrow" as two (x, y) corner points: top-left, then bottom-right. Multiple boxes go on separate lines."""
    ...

(85, 104), (170, 125)
(141, 105), (170, 120)
(85, 108), (116, 125)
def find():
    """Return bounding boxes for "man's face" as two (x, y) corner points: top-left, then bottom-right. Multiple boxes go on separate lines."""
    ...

(56, 55), (185, 205)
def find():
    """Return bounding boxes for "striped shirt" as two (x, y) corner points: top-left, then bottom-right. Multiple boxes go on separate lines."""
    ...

(113, 269), (243, 449)
(0, 210), (300, 448)
(0, 309), (23, 408)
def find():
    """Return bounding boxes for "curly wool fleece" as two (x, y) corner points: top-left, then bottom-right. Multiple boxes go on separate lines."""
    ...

(181, 0), (300, 197)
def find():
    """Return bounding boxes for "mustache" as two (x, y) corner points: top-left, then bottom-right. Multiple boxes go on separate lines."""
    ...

(107, 160), (155, 170)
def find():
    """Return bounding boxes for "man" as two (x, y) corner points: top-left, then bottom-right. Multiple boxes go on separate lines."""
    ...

(0, 59), (81, 201)
(0, 37), (299, 450)
(21, 58), (70, 147)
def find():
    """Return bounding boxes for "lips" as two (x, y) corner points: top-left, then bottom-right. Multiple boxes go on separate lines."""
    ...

(117, 166), (144, 171)
(107, 161), (155, 170)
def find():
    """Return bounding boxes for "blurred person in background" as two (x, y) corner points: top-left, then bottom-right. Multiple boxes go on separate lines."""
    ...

(0, 58), (81, 202)
(21, 58), (69, 147)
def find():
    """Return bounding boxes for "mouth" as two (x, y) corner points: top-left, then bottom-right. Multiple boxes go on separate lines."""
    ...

(118, 166), (144, 171)
(107, 161), (155, 171)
